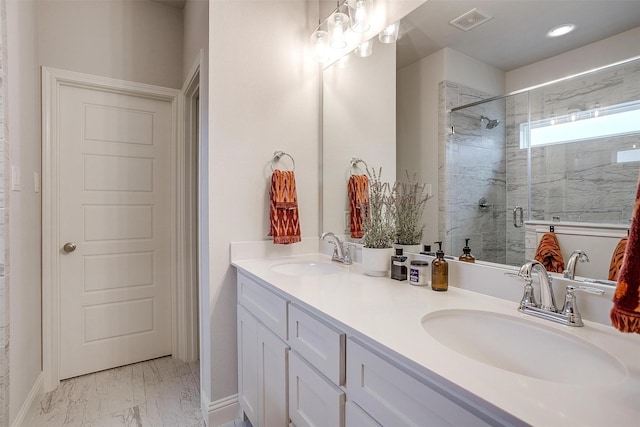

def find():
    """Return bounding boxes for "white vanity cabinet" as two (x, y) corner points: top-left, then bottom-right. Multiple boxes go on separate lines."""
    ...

(236, 268), (517, 427)
(287, 304), (346, 427)
(237, 273), (290, 427)
(346, 338), (494, 427)
(345, 401), (381, 427)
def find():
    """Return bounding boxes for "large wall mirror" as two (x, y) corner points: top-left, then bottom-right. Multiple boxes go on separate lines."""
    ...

(322, 0), (640, 281)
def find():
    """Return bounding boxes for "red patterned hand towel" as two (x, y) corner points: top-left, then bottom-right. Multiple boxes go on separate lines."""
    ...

(534, 232), (565, 273)
(611, 171), (640, 334)
(348, 174), (369, 239)
(608, 237), (628, 281)
(269, 170), (301, 244)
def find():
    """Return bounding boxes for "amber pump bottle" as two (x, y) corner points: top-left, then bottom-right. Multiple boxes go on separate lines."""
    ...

(459, 238), (476, 263)
(431, 241), (449, 291)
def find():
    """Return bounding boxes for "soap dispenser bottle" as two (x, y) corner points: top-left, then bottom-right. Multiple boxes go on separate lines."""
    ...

(459, 238), (476, 263)
(420, 244), (435, 256)
(391, 248), (408, 281)
(431, 241), (449, 291)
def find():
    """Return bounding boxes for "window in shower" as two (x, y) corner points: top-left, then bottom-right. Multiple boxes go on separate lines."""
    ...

(520, 99), (640, 149)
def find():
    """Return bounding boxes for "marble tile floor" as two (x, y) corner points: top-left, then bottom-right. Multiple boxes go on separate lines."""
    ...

(24, 357), (206, 427)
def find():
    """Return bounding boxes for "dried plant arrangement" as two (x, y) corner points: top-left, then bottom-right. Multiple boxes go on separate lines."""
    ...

(392, 171), (433, 246)
(362, 167), (396, 249)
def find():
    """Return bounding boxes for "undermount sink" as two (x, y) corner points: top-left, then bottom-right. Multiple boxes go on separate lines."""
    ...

(271, 261), (343, 276)
(422, 309), (627, 385)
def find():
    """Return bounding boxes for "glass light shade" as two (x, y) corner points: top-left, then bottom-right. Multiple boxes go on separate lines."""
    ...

(349, 0), (371, 33)
(311, 30), (330, 63)
(329, 12), (350, 49)
(379, 21), (399, 43)
(354, 39), (373, 57)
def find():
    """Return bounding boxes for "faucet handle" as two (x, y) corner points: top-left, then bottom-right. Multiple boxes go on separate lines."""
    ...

(343, 244), (352, 265)
(567, 285), (605, 296)
(561, 285), (605, 326)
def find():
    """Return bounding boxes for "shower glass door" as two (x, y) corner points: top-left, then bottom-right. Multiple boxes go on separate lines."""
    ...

(448, 92), (529, 267)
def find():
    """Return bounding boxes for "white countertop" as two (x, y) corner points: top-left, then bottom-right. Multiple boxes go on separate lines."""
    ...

(232, 253), (640, 427)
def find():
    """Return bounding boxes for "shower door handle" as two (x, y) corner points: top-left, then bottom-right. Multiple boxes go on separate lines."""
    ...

(513, 206), (524, 228)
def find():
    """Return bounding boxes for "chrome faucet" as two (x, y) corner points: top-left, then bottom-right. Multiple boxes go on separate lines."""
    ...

(518, 260), (557, 312)
(563, 250), (589, 280)
(511, 260), (604, 327)
(321, 232), (352, 265)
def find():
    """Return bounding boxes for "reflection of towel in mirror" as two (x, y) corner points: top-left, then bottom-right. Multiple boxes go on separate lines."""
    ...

(611, 171), (640, 334)
(269, 170), (301, 244)
(534, 232), (565, 273)
(348, 175), (369, 239)
(608, 237), (628, 281)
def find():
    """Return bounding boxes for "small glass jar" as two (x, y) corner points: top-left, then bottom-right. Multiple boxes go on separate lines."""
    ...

(409, 260), (429, 286)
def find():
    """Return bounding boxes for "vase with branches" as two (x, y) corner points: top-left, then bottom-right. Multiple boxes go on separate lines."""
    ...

(392, 172), (433, 247)
(361, 167), (396, 276)
(362, 167), (395, 249)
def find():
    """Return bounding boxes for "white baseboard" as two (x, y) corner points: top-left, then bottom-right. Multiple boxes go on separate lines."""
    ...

(206, 394), (239, 427)
(11, 372), (44, 427)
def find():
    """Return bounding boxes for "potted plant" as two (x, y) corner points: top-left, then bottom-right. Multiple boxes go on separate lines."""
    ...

(361, 167), (396, 276)
(392, 172), (432, 253)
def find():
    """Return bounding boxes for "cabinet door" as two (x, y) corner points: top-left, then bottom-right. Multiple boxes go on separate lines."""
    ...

(345, 401), (381, 427)
(347, 339), (492, 427)
(289, 351), (345, 427)
(258, 323), (290, 427)
(238, 272), (288, 339)
(288, 304), (345, 386)
(238, 305), (259, 426)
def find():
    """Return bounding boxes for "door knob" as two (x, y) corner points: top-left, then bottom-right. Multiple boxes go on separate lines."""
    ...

(63, 242), (77, 253)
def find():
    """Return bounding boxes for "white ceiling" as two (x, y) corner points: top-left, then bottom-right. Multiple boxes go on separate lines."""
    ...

(397, 0), (640, 70)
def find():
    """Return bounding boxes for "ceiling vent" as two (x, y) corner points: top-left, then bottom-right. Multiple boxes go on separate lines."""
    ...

(449, 8), (493, 32)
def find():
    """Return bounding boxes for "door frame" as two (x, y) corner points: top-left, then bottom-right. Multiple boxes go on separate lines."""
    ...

(177, 53), (202, 363)
(41, 67), (188, 391)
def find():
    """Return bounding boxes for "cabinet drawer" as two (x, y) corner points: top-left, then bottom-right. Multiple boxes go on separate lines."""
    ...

(345, 401), (380, 427)
(238, 272), (288, 339)
(347, 339), (492, 427)
(288, 304), (345, 386)
(289, 351), (345, 427)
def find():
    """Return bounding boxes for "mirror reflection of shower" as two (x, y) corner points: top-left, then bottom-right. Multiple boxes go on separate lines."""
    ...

(480, 115), (501, 129)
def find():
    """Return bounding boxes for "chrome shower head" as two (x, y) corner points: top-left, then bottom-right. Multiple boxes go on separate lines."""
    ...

(480, 115), (500, 129)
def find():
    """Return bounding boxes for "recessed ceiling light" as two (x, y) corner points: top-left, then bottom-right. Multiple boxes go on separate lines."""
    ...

(547, 24), (576, 37)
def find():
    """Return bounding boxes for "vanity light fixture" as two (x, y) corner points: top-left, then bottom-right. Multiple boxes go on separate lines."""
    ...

(348, 0), (371, 33)
(547, 24), (576, 37)
(379, 21), (400, 43)
(328, 9), (350, 49)
(354, 39), (373, 57)
(311, 29), (330, 63)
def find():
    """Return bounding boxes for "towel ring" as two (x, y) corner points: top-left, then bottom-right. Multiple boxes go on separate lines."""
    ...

(349, 158), (368, 175)
(271, 150), (295, 171)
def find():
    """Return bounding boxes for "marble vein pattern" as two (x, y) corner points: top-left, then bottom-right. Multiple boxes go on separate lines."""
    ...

(25, 357), (205, 427)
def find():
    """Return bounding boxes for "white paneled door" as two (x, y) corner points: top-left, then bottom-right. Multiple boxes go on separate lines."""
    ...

(58, 84), (173, 379)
